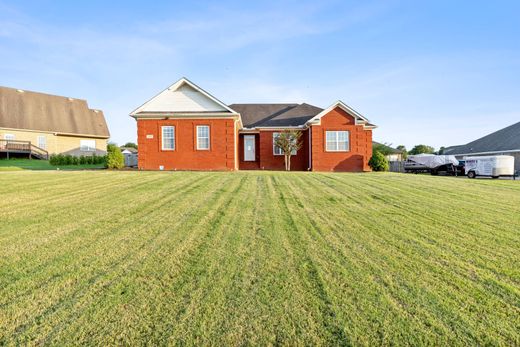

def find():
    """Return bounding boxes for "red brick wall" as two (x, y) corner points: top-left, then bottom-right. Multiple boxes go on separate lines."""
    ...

(258, 129), (310, 171)
(137, 118), (236, 170)
(311, 107), (372, 172)
(238, 134), (260, 170)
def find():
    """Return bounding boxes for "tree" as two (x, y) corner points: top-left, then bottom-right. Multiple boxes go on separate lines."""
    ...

(273, 130), (303, 171)
(106, 143), (124, 169)
(396, 145), (408, 160)
(409, 144), (435, 155)
(369, 151), (389, 172)
(372, 142), (394, 156)
(437, 146), (446, 155)
(123, 142), (138, 149)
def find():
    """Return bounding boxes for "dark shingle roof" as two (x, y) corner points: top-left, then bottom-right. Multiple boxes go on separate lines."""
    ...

(444, 121), (520, 155)
(229, 103), (322, 128)
(0, 86), (110, 138)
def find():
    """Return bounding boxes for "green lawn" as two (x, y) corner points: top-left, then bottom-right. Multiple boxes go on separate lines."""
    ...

(0, 171), (519, 346)
(0, 159), (105, 171)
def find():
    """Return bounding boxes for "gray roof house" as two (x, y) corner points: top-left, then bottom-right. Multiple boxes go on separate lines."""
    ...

(444, 121), (520, 171)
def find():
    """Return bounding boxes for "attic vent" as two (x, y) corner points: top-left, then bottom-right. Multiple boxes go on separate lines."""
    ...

(17, 89), (24, 93)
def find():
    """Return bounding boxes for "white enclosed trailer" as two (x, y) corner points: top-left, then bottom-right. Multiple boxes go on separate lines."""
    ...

(463, 155), (515, 178)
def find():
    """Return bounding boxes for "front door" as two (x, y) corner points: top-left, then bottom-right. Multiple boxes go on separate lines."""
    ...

(244, 135), (255, 161)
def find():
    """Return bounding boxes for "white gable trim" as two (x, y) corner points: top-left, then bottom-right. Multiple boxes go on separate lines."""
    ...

(306, 100), (374, 128)
(129, 77), (239, 116)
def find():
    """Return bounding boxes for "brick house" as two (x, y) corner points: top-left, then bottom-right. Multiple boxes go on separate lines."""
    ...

(130, 78), (376, 171)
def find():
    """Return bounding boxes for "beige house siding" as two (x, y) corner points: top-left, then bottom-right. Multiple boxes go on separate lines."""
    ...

(0, 128), (107, 156)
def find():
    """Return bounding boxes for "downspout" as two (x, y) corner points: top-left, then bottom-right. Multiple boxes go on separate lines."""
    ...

(308, 125), (312, 171)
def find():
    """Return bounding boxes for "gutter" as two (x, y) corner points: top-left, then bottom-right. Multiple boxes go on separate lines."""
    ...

(449, 149), (520, 156)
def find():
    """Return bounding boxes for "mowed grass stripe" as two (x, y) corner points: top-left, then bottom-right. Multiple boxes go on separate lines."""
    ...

(0, 172), (209, 289)
(1, 173), (230, 342)
(45, 175), (249, 345)
(288, 173), (519, 344)
(0, 171), (518, 345)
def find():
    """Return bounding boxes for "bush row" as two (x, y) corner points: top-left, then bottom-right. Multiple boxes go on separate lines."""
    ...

(49, 154), (106, 166)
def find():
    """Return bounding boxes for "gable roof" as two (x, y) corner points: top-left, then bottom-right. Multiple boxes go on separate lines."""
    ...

(120, 146), (138, 153)
(229, 103), (323, 128)
(306, 100), (375, 129)
(0, 86), (110, 138)
(444, 121), (520, 155)
(130, 77), (238, 116)
(373, 142), (403, 154)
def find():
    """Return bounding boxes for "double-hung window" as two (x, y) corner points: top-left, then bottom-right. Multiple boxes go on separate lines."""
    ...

(273, 132), (297, 155)
(37, 135), (47, 149)
(196, 125), (210, 150)
(80, 139), (96, 152)
(325, 131), (349, 152)
(162, 126), (175, 150)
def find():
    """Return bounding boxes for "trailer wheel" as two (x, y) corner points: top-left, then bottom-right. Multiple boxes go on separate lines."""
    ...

(467, 171), (476, 179)
(492, 176), (499, 179)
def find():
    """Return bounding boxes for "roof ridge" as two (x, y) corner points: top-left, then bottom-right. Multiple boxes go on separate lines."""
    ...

(0, 86), (88, 103)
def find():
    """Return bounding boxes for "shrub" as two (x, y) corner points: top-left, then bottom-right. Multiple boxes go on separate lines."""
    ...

(106, 144), (124, 169)
(49, 154), (58, 165)
(71, 156), (79, 165)
(79, 155), (86, 165)
(369, 151), (389, 172)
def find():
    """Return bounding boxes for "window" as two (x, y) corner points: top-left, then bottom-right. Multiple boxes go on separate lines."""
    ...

(273, 132), (297, 155)
(196, 125), (210, 150)
(161, 126), (175, 150)
(80, 140), (96, 152)
(4, 134), (15, 141)
(37, 135), (47, 149)
(325, 131), (349, 152)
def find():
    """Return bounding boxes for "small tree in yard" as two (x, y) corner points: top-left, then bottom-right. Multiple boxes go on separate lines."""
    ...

(274, 130), (303, 171)
(369, 151), (389, 172)
(106, 143), (124, 169)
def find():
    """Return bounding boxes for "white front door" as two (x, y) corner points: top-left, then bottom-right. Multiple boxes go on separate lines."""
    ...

(244, 135), (255, 161)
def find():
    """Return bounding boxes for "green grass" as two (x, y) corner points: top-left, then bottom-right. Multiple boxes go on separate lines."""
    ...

(0, 159), (105, 171)
(0, 171), (519, 346)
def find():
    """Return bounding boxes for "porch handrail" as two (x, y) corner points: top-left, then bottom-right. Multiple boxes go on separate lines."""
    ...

(0, 139), (49, 159)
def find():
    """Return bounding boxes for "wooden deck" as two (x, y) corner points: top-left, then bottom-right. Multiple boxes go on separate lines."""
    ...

(0, 139), (49, 160)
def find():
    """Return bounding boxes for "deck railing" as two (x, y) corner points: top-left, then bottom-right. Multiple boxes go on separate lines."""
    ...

(0, 139), (49, 159)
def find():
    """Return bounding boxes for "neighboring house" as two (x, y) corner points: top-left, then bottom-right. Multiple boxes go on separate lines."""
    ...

(373, 142), (404, 161)
(444, 121), (520, 171)
(130, 77), (376, 171)
(0, 86), (110, 159)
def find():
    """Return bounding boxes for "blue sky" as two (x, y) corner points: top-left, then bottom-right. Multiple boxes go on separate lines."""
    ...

(1, 0), (519, 149)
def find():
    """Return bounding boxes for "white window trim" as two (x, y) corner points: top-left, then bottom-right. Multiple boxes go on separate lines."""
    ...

(37, 135), (47, 149)
(80, 139), (96, 152)
(196, 125), (210, 150)
(325, 131), (350, 152)
(161, 126), (175, 151)
(273, 132), (297, 156)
